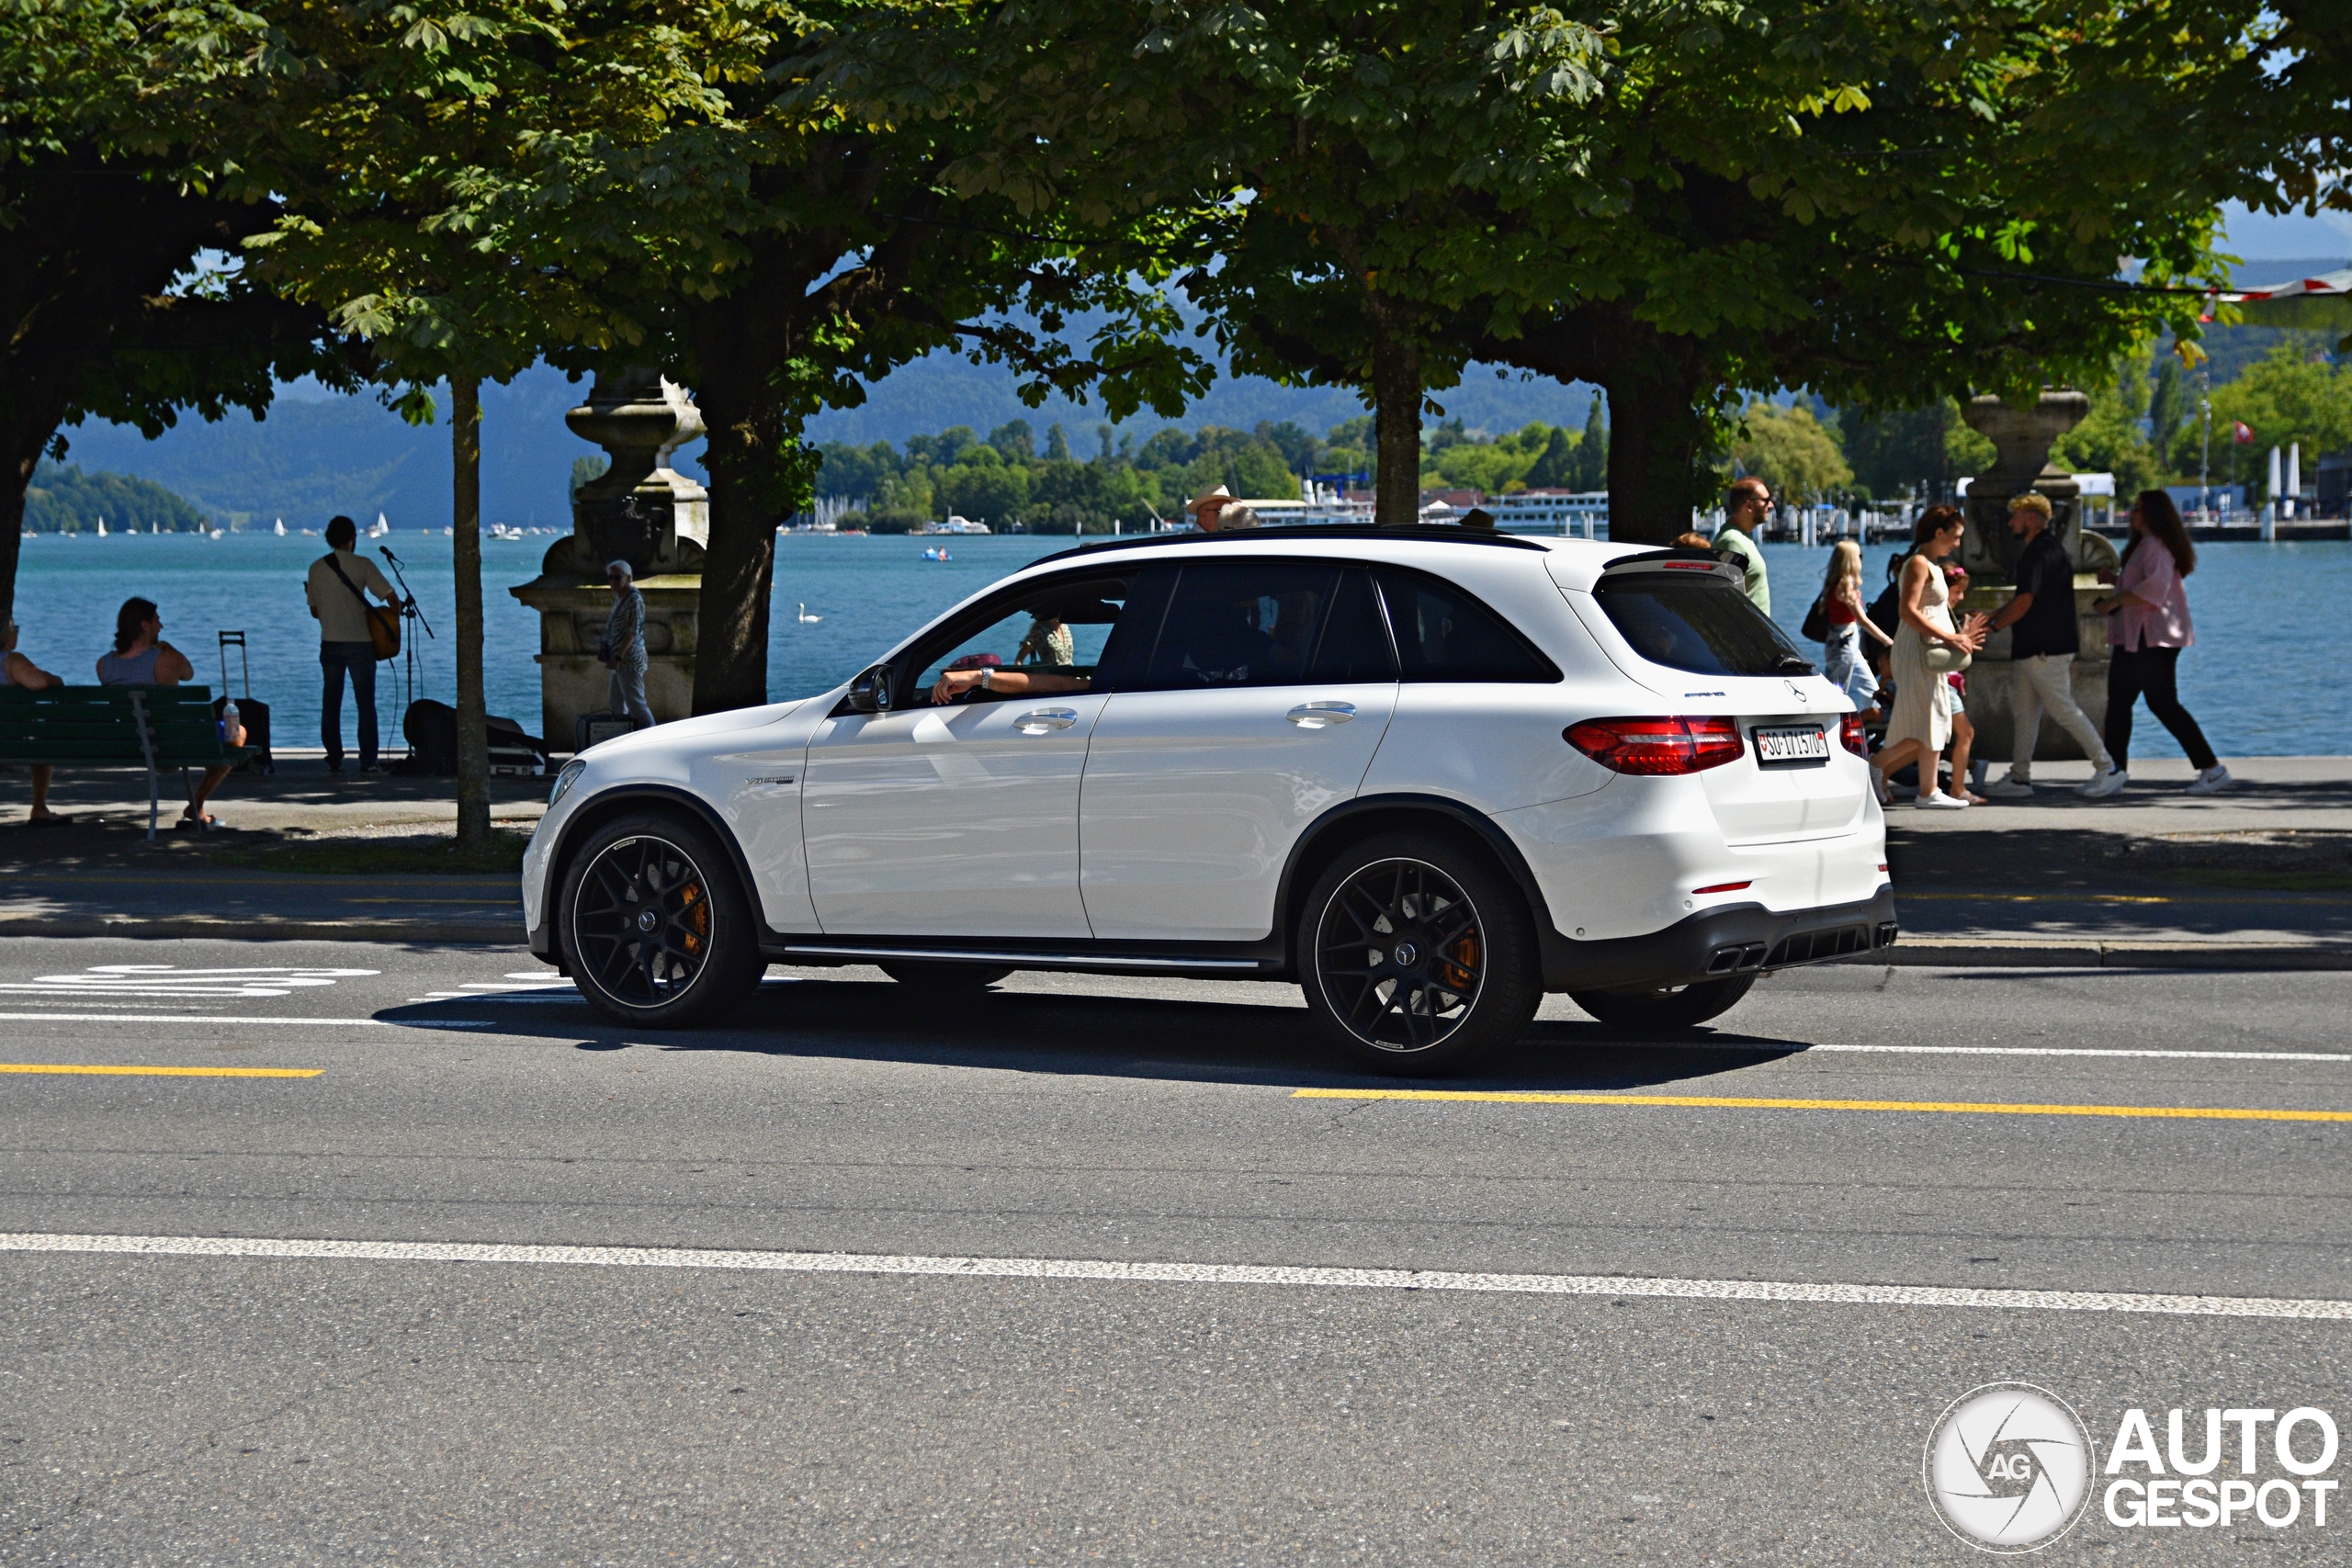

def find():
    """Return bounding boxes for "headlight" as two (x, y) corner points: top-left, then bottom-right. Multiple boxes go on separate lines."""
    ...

(548, 759), (587, 809)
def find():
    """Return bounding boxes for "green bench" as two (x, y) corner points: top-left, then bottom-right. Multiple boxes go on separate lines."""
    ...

(0, 685), (254, 839)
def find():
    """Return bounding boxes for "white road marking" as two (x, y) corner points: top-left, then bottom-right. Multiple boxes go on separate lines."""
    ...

(0, 965), (378, 1001)
(1642, 1043), (2352, 1065)
(3, 1231), (2346, 1322)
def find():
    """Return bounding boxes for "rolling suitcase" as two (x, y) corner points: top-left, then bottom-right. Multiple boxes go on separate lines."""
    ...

(214, 631), (274, 773)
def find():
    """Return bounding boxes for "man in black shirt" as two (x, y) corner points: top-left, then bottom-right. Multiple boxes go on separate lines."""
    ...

(1981, 493), (2119, 798)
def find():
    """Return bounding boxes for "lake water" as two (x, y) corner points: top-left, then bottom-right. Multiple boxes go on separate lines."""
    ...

(13, 529), (2344, 759)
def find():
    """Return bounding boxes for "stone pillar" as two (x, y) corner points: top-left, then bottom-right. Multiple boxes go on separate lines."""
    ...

(1950, 391), (2123, 765)
(510, 370), (707, 749)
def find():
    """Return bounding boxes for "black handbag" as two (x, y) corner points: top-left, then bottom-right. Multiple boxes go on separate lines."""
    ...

(1800, 594), (1830, 643)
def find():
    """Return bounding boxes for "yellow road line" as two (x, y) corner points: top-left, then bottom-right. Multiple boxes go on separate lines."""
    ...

(1292, 1088), (2352, 1123)
(0, 1063), (322, 1079)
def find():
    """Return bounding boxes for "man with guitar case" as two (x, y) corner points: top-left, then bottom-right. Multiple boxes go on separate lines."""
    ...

(305, 514), (407, 773)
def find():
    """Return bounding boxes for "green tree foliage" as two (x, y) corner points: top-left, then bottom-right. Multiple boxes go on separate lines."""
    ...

(1729, 404), (1853, 506)
(815, 418), (1306, 532)
(1521, 426), (1575, 490)
(2052, 350), (2165, 500)
(0, 0), (356, 642)
(2174, 348), (2352, 488)
(22, 462), (209, 533)
(1570, 399), (1608, 494)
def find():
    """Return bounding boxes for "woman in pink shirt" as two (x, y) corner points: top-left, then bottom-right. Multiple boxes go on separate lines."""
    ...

(2088, 491), (2228, 795)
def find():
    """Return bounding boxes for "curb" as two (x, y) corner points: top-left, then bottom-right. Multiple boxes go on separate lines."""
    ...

(0, 917), (525, 946)
(1843, 941), (2352, 972)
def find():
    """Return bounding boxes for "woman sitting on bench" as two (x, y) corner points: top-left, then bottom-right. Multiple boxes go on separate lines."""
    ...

(5, 619), (65, 824)
(97, 597), (243, 829)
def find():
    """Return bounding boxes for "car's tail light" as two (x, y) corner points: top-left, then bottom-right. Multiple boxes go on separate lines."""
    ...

(1840, 712), (1869, 759)
(1564, 716), (1745, 775)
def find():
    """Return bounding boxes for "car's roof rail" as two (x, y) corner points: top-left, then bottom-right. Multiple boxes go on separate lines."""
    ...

(1028, 522), (1554, 567)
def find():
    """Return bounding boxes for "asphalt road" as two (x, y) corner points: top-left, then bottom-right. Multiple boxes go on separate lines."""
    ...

(2, 937), (2347, 1563)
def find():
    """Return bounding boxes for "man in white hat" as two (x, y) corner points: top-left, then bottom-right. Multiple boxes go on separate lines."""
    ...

(1188, 485), (1259, 533)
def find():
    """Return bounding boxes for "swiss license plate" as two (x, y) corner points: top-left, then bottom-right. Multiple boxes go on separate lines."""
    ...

(1753, 724), (1830, 767)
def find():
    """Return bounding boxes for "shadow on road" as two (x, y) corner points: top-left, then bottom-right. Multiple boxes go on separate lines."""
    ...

(379, 977), (1817, 1093)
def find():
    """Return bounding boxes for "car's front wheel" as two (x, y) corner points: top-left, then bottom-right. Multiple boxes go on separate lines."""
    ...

(1299, 833), (1541, 1076)
(1569, 974), (1755, 1032)
(558, 810), (764, 1027)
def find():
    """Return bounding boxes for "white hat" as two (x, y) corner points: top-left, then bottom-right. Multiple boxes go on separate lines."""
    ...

(605, 559), (633, 578)
(1188, 485), (1235, 511)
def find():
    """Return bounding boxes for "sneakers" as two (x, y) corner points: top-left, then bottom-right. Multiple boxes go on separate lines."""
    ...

(2185, 764), (2234, 795)
(2076, 765), (2129, 799)
(1915, 790), (1970, 810)
(1984, 777), (2037, 800)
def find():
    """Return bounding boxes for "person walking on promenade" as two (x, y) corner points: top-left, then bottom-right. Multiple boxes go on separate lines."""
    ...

(96, 597), (241, 827)
(1815, 540), (1891, 718)
(1871, 506), (1988, 809)
(1980, 492), (2120, 799)
(4, 619), (65, 823)
(2089, 490), (2230, 795)
(305, 514), (402, 774)
(1714, 477), (1771, 614)
(602, 560), (655, 729)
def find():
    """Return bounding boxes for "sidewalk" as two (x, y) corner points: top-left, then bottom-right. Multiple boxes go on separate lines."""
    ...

(0, 760), (548, 944)
(4, 756), (2349, 966)
(1882, 756), (2352, 968)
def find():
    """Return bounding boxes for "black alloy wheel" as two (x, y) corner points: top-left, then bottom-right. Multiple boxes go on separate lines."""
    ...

(560, 812), (763, 1027)
(1300, 834), (1541, 1076)
(1569, 973), (1756, 1032)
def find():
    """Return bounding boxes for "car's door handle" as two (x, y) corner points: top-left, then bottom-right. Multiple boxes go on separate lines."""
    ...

(1286, 701), (1356, 728)
(1013, 707), (1079, 734)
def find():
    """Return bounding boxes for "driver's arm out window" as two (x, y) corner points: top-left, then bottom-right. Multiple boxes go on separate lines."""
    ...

(905, 574), (1135, 702)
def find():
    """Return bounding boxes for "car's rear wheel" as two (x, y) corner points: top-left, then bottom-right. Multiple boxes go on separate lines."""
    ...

(1569, 974), (1755, 1032)
(878, 960), (1015, 991)
(559, 811), (763, 1028)
(1300, 833), (1541, 1076)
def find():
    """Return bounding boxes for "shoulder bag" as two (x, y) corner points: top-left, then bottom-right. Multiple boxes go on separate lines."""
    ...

(325, 554), (401, 660)
(1800, 594), (1829, 643)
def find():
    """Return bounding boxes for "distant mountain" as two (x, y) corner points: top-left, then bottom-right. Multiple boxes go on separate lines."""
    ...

(24, 462), (212, 533)
(55, 339), (1596, 532)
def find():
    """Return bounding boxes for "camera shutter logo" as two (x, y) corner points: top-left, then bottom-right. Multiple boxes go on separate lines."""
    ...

(1924, 1382), (2097, 1552)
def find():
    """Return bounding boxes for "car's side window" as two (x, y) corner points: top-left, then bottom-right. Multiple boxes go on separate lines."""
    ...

(1374, 569), (1560, 683)
(900, 573), (1135, 705)
(1132, 562), (1397, 693)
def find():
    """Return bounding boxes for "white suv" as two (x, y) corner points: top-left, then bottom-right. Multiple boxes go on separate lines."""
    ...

(523, 526), (1894, 1073)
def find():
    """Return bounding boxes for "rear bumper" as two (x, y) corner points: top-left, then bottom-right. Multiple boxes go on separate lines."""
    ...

(1539, 886), (1897, 994)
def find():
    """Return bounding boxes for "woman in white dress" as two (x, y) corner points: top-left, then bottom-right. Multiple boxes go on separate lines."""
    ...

(1872, 506), (1988, 809)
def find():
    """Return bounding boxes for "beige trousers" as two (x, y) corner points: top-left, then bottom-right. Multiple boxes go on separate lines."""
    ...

(2007, 653), (2113, 779)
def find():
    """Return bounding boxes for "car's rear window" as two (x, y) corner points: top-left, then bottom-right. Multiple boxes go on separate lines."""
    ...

(1595, 573), (1811, 677)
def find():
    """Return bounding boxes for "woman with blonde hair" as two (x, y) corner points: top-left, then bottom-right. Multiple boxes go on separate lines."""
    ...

(1871, 507), (1988, 808)
(1815, 539), (1891, 717)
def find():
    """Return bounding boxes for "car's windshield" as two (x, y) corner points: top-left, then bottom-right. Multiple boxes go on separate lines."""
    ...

(1594, 571), (1811, 677)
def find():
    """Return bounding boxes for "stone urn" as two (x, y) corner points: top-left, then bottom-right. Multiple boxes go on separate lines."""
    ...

(1950, 390), (2120, 765)
(510, 370), (709, 747)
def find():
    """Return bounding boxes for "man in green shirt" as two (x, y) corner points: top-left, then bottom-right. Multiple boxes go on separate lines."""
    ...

(1713, 477), (1771, 614)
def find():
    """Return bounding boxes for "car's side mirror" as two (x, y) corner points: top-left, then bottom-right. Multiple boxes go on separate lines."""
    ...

(844, 664), (893, 715)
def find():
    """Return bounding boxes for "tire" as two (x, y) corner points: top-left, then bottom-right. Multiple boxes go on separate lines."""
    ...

(1299, 832), (1542, 1077)
(1569, 974), (1756, 1032)
(558, 809), (764, 1028)
(878, 960), (1015, 991)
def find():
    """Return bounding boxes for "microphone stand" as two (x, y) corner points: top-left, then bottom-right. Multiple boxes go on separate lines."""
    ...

(379, 547), (436, 761)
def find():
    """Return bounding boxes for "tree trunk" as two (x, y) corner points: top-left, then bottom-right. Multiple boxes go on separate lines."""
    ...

(450, 376), (492, 849)
(1371, 333), (1423, 525)
(687, 293), (791, 716)
(1603, 351), (1716, 545)
(0, 427), (41, 647)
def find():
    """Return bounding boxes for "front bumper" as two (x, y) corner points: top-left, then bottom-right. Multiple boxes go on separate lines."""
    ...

(1539, 886), (1897, 994)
